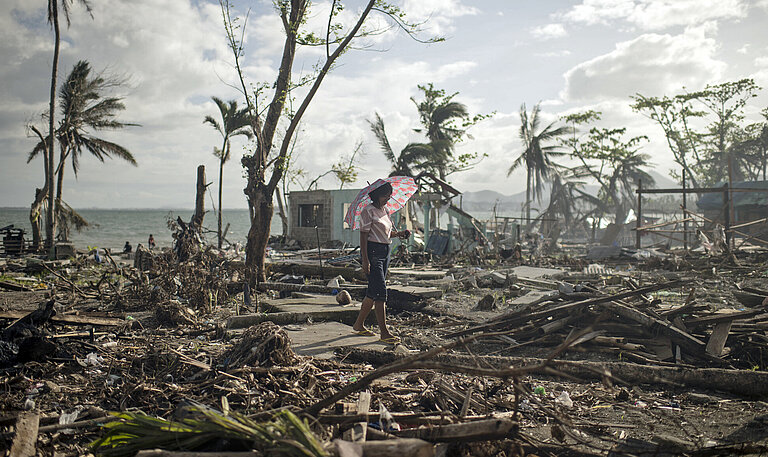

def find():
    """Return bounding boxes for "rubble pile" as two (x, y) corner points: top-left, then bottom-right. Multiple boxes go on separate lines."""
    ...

(1, 243), (768, 456)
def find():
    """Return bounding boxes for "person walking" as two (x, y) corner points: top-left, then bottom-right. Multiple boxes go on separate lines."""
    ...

(351, 182), (410, 344)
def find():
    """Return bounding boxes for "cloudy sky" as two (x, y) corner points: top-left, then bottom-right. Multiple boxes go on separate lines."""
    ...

(1, 0), (768, 209)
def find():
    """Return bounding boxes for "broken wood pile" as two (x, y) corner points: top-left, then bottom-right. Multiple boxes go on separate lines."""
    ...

(444, 275), (768, 374)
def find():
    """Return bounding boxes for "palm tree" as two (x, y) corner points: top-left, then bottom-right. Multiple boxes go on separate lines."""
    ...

(368, 112), (433, 177)
(29, 60), (137, 240)
(204, 97), (253, 248)
(45, 0), (93, 253)
(411, 84), (470, 179)
(508, 103), (571, 228)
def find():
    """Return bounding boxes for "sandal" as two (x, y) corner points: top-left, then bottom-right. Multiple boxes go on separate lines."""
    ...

(380, 335), (401, 344)
(353, 328), (376, 337)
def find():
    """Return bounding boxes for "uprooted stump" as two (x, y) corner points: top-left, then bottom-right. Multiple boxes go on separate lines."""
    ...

(222, 322), (298, 368)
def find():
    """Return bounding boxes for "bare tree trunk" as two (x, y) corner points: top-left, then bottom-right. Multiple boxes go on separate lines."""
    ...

(47, 1), (61, 255)
(245, 186), (273, 283)
(275, 186), (289, 239)
(191, 165), (206, 229)
(29, 186), (47, 252)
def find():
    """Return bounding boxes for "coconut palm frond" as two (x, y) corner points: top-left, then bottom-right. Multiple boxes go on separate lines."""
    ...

(367, 112), (396, 165)
(91, 404), (328, 457)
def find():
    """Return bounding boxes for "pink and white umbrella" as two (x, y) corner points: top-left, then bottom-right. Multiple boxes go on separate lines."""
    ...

(344, 176), (418, 230)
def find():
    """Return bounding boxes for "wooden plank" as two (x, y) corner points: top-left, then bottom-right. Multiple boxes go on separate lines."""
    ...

(685, 310), (761, 326)
(0, 311), (124, 327)
(705, 321), (733, 357)
(343, 391), (371, 442)
(9, 412), (39, 457)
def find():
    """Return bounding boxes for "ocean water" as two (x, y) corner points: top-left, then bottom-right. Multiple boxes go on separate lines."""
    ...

(0, 208), (282, 251)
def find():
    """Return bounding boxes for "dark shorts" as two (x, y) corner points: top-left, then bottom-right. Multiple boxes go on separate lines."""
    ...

(365, 241), (390, 301)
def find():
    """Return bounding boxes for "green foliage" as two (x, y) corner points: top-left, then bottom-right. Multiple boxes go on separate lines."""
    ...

(28, 60), (137, 175)
(410, 83), (492, 178)
(509, 102), (571, 217)
(562, 113), (653, 223)
(204, 97), (253, 164)
(91, 403), (327, 457)
(632, 78), (763, 187)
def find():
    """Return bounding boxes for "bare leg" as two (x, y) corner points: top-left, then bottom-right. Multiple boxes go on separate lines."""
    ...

(374, 300), (395, 339)
(353, 296), (375, 332)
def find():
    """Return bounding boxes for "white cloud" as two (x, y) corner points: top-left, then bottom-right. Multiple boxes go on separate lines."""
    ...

(756, 56), (768, 68)
(757, 0), (768, 12)
(536, 50), (572, 58)
(561, 0), (748, 30)
(562, 24), (726, 102)
(737, 44), (750, 54)
(531, 23), (567, 40)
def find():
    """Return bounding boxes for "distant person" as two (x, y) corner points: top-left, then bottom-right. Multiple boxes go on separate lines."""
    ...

(123, 241), (133, 254)
(148, 234), (156, 250)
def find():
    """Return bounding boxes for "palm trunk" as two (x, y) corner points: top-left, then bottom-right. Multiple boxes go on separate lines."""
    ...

(217, 148), (225, 249)
(55, 144), (66, 241)
(525, 167), (532, 231)
(46, 1), (61, 255)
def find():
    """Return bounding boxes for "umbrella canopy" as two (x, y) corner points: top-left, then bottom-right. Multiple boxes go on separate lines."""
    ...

(344, 176), (418, 230)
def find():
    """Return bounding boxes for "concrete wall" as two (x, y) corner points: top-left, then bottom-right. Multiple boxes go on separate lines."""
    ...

(329, 188), (365, 247)
(289, 187), (406, 249)
(288, 190), (333, 248)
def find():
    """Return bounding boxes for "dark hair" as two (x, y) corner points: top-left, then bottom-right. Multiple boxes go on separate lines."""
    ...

(368, 182), (393, 206)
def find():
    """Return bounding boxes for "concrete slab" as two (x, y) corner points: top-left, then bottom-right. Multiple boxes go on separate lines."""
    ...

(509, 290), (559, 306)
(510, 266), (565, 280)
(388, 268), (448, 279)
(388, 284), (443, 299)
(227, 294), (361, 329)
(284, 321), (392, 359)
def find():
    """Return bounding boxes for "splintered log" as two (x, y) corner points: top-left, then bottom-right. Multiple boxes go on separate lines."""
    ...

(393, 418), (517, 442)
(340, 348), (768, 399)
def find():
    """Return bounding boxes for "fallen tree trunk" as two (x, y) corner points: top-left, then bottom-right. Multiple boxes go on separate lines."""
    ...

(340, 348), (768, 399)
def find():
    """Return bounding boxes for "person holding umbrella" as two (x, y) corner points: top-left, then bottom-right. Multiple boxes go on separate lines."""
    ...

(346, 178), (416, 344)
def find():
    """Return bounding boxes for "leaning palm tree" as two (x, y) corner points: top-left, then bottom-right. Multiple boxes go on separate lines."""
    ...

(368, 112), (433, 177)
(508, 103), (571, 228)
(411, 84), (470, 179)
(204, 97), (253, 248)
(44, 0), (93, 253)
(29, 60), (137, 241)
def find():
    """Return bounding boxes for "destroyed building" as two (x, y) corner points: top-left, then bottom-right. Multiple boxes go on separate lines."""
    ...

(288, 188), (362, 248)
